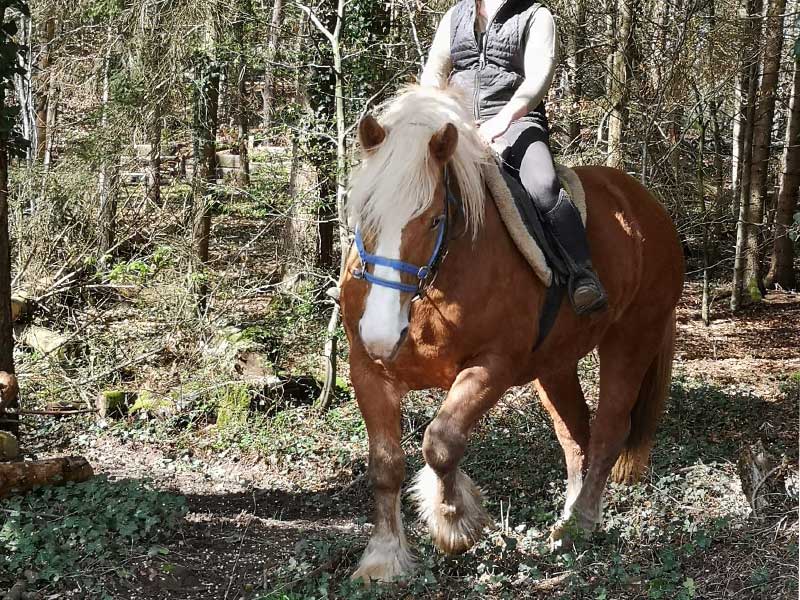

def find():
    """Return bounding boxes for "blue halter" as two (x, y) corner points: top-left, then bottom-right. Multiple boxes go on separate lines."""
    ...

(352, 168), (457, 297)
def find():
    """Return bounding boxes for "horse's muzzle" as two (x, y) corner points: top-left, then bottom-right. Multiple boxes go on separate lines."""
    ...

(360, 325), (409, 362)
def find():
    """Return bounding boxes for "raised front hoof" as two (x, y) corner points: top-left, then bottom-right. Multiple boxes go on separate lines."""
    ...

(411, 465), (491, 555)
(351, 537), (415, 586)
(548, 516), (593, 554)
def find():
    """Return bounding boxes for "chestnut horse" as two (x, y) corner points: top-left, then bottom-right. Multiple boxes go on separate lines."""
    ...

(339, 86), (684, 583)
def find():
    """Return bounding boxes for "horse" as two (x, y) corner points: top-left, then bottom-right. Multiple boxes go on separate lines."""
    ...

(339, 85), (685, 583)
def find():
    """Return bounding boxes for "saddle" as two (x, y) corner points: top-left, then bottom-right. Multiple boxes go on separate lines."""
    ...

(482, 153), (587, 288)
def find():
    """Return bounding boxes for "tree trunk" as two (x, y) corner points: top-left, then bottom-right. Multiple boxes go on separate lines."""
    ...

(694, 90), (712, 324)
(41, 65), (58, 171)
(304, 1), (338, 269)
(710, 98), (726, 261)
(765, 50), (799, 289)
(743, 0), (785, 302)
(565, 0), (585, 145)
(145, 107), (162, 203)
(192, 15), (221, 314)
(34, 16), (55, 162)
(731, 0), (764, 310)
(607, 0), (636, 169)
(0, 457), (94, 498)
(14, 13), (34, 163)
(282, 12), (315, 283)
(0, 144), (16, 437)
(97, 27), (118, 257)
(648, 0), (670, 93)
(261, 0), (284, 131)
(235, 0), (250, 186)
(604, 0), (616, 103)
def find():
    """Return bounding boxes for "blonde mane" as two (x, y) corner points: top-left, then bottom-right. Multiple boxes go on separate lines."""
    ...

(347, 85), (488, 237)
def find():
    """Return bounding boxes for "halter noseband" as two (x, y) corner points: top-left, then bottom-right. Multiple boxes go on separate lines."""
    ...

(353, 167), (459, 299)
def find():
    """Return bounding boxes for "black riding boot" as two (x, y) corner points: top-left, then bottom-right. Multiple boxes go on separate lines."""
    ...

(543, 189), (607, 315)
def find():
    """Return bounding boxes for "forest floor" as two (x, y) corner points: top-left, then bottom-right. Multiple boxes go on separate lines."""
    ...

(3, 182), (799, 599)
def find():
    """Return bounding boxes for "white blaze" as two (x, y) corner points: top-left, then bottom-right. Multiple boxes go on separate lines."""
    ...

(359, 226), (410, 360)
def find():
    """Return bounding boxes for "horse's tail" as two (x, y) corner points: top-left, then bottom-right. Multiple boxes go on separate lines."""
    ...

(611, 312), (676, 484)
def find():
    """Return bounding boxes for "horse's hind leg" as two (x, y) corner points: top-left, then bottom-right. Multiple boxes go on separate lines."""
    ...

(350, 360), (413, 583)
(553, 319), (673, 547)
(534, 367), (591, 519)
(411, 356), (515, 555)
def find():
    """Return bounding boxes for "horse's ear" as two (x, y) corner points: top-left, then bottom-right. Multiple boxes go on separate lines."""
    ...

(358, 114), (386, 152)
(429, 123), (458, 164)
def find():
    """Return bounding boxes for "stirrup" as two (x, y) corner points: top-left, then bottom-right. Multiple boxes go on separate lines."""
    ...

(568, 271), (607, 316)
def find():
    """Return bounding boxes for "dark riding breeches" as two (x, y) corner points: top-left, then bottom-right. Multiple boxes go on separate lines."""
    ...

(498, 118), (561, 214)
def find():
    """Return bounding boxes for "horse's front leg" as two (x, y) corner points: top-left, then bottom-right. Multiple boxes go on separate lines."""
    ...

(412, 356), (514, 554)
(350, 362), (413, 583)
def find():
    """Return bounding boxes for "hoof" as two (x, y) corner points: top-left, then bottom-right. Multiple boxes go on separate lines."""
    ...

(351, 534), (415, 585)
(548, 515), (593, 554)
(411, 465), (491, 555)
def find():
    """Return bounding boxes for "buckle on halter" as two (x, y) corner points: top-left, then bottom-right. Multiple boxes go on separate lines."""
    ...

(417, 265), (431, 281)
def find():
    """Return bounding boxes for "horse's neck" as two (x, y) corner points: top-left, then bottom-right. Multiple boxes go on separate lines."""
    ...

(450, 182), (543, 295)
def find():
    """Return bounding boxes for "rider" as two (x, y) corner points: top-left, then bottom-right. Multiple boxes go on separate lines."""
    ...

(421, 0), (607, 315)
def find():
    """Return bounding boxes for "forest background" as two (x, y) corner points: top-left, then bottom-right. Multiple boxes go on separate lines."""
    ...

(0, 0), (798, 598)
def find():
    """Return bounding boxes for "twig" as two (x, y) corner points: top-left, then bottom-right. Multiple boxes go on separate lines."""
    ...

(17, 409), (97, 416)
(314, 303), (339, 411)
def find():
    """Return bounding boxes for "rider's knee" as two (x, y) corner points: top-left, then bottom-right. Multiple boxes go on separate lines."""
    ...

(523, 172), (561, 214)
(422, 418), (466, 475)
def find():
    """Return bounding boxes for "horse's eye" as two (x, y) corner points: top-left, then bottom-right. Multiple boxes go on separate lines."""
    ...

(431, 216), (442, 229)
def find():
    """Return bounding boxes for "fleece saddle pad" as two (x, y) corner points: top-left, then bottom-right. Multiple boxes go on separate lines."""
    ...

(482, 156), (587, 287)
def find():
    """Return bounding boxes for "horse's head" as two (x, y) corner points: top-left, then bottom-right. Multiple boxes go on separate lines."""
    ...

(351, 115), (459, 361)
(346, 87), (486, 362)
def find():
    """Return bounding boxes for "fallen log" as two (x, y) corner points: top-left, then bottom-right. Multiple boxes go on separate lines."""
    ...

(0, 457), (94, 498)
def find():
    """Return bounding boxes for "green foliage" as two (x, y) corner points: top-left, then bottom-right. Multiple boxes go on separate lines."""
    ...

(0, 477), (187, 586)
(344, 0), (391, 104)
(106, 245), (175, 284)
(80, 0), (125, 21)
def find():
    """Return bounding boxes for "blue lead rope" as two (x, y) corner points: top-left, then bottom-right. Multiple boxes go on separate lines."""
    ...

(353, 214), (448, 296)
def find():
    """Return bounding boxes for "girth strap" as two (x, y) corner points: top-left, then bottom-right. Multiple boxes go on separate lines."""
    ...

(534, 282), (564, 351)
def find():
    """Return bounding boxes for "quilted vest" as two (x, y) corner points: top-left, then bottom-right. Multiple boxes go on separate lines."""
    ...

(449, 0), (546, 121)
